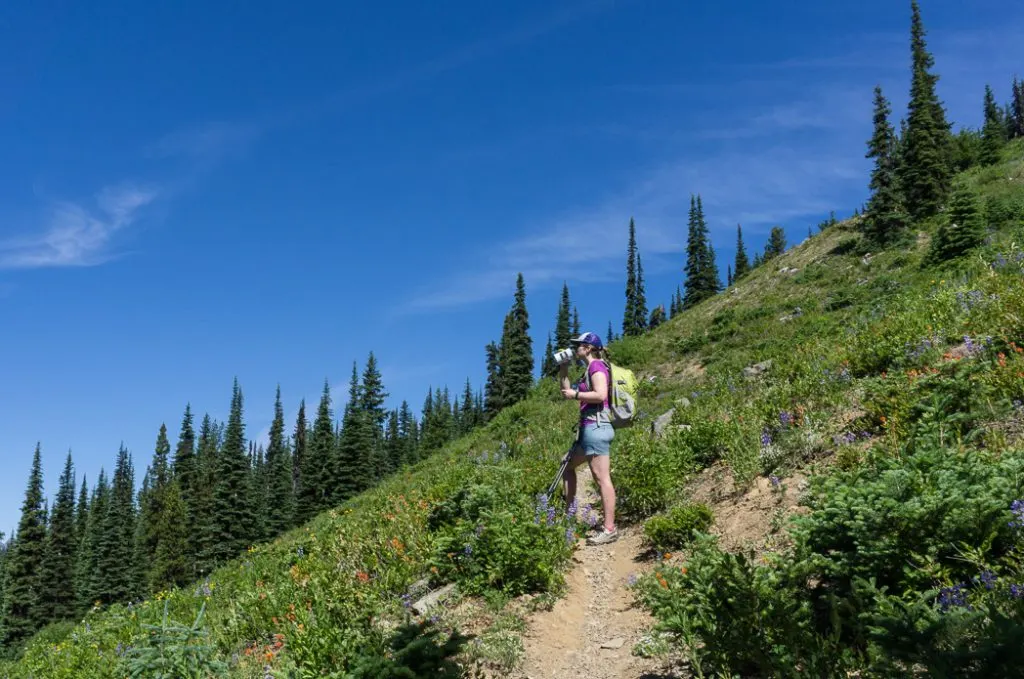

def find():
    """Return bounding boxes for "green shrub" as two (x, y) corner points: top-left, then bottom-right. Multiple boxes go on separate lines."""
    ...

(347, 619), (475, 679)
(612, 430), (697, 521)
(642, 503), (714, 553)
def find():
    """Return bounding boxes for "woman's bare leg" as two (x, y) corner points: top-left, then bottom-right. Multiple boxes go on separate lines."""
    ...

(587, 454), (616, 532)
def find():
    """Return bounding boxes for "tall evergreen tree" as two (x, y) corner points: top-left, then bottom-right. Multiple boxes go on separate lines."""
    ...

(266, 385), (294, 535)
(622, 217), (639, 336)
(898, 0), (952, 221)
(727, 265), (733, 287)
(299, 380), (335, 521)
(74, 475), (89, 559)
(1011, 77), (1024, 139)
(384, 410), (402, 472)
(359, 352), (389, 437)
(499, 273), (534, 408)
(980, 84), (1006, 165)
(634, 254), (648, 333)
(607, 320), (615, 344)
(210, 379), (253, 564)
(74, 469), (106, 615)
(2, 445), (48, 645)
(460, 378), (475, 433)
(734, 225), (751, 280)
(341, 366), (376, 495)
(171, 404), (196, 502)
(483, 341), (502, 418)
(571, 306), (580, 337)
(397, 400), (418, 465)
(863, 85), (909, 245)
(764, 227), (787, 261)
(648, 305), (666, 329)
(683, 195), (718, 308)
(150, 479), (188, 591)
(541, 332), (555, 378)
(96, 444), (139, 605)
(292, 400), (307, 508)
(556, 282), (572, 349)
(191, 415), (220, 577)
(39, 452), (77, 624)
(139, 424), (171, 589)
(926, 183), (985, 264)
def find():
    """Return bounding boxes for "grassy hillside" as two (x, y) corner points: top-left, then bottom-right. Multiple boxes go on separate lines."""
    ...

(3, 140), (1024, 678)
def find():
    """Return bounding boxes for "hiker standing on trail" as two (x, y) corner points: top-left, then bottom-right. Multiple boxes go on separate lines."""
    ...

(559, 331), (618, 545)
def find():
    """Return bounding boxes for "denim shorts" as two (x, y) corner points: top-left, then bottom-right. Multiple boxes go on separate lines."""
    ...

(572, 421), (615, 456)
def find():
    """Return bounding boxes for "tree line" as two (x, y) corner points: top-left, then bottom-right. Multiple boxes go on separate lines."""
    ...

(0, 352), (487, 652)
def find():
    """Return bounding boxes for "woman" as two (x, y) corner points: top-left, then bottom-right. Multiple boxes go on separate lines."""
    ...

(559, 331), (618, 545)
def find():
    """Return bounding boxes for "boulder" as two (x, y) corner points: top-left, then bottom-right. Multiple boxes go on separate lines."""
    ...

(411, 583), (457, 616)
(742, 360), (773, 379)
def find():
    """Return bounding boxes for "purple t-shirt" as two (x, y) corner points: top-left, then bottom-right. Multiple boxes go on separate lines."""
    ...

(577, 359), (610, 424)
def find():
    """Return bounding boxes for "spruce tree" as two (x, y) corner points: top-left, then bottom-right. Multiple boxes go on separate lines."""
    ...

(340, 366), (376, 495)
(2, 445), (48, 645)
(74, 470), (106, 615)
(734, 225), (750, 280)
(648, 305), (666, 329)
(634, 254), (648, 333)
(74, 475), (89, 561)
(499, 273), (534, 408)
(555, 282), (572, 349)
(191, 415), (220, 577)
(607, 320), (615, 344)
(683, 195), (718, 308)
(898, 0), (952, 221)
(292, 400), (307, 510)
(96, 444), (139, 605)
(211, 380), (253, 564)
(571, 306), (580, 336)
(460, 379), (475, 432)
(150, 478), (188, 590)
(980, 84), (1006, 165)
(171, 405), (196, 503)
(299, 380), (336, 520)
(483, 341), (502, 419)
(266, 385), (294, 535)
(764, 227), (787, 261)
(863, 85), (909, 246)
(397, 400), (418, 465)
(542, 332), (555, 378)
(1011, 77), (1024, 139)
(622, 217), (639, 336)
(139, 424), (171, 590)
(927, 183), (985, 264)
(359, 352), (389, 437)
(39, 452), (77, 624)
(727, 265), (733, 287)
(696, 196), (721, 295)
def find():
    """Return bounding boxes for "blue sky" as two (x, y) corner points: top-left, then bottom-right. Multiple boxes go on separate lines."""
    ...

(2, 0), (1021, 534)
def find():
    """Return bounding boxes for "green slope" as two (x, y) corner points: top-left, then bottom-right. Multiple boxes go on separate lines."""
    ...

(3, 141), (1024, 678)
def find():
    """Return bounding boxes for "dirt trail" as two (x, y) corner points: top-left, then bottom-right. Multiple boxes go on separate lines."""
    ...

(511, 465), (678, 679)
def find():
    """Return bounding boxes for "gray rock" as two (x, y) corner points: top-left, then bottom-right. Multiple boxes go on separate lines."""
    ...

(675, 397), (691, 408)
(651, 409), (676, 438)
(411, 583), (457, 616)
(742, 360), (773, 379)
(407, 577), (431, 599)
(600, 637), (626, 650)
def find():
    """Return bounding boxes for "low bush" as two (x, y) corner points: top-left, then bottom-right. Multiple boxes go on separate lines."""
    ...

(641, 503), (714, 553)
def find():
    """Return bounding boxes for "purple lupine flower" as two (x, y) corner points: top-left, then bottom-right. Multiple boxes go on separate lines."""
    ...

(567, 498), (578, 520)
(1010, 584), (1024, 599)
(401, 593), (413, 609)
(546, 506), (557, 525)
(463, 543), (473, 556)
(760, 429), (772, 447)
(977, 570), (997, 590)
(779, 411), (794, 426)
(475, 523), (484, 537)
(937, 583), (968, 612)
(769, 475), (781, 487)
(843, 432), (857, 444)
(1010, 500), (1024, 529)
(565, 525), (576, 546)
(627, 573), (638, 586)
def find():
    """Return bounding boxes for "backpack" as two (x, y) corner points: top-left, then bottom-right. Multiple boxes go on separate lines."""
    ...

(607, 362), (639, 428)
(584, 360), (639, 429)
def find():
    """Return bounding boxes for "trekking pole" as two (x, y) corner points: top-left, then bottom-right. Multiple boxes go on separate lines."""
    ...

(546, 449), (572, 500)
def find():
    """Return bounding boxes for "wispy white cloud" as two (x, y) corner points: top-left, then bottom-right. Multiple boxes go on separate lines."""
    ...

(0, 184), (160, 270)
(147, 120), (263, 164)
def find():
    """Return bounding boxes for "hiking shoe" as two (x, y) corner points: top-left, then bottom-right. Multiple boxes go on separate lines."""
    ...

(586, 528), (618, 545)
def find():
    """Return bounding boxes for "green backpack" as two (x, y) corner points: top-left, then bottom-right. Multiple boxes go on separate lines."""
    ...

(584, 360), (639, 429)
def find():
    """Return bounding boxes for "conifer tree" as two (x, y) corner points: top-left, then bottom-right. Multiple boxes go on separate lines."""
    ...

(556, 282), (572, 349)
(397, 400), (418, 465)
(39, 452), (77, 624)
(340, 366), (376, 495)
(266, 385), (294, 535)
(171, 404), (196, 504)
(384, 410), (402, 472)
(96, 443), (139, 605)
(683, 195), (718, 308)
(150, 478), (188, 590)
(483, 341), (502, 419)
(1011, 77), (1024, 139)
(74, 475), (89, 559)
(542, 332), (555, 378)
(139, 425), (171, 589)
(211, 380), (253, 564)
(191, 415), (220, 577)
(898, 0), (952, 221)
(863, 86), (909, 245)
(649, 305), (666, 329)
(727, 265), (733, 287)
(926, 183), (985, 264)
(299, 380), (335, 521)
(696, 196), (721, 295)
(622, 217), (639, 336)
(2, 445), (47, 645)
(571, 306), (580, 336)
(248, 442), (270, 544)
(634, 254), (648, 333)
(292, 400), (307, 507)
(764, 227), (787, 261)
(74, 469), (106, 615)
(607, 320), (615, 344)
(980, 84), (1006, 165)
(359, 352), (389, 437)
(499, 273), (534, 407)
(734, 225), (751, 280)
(460, 378), (475, 433)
